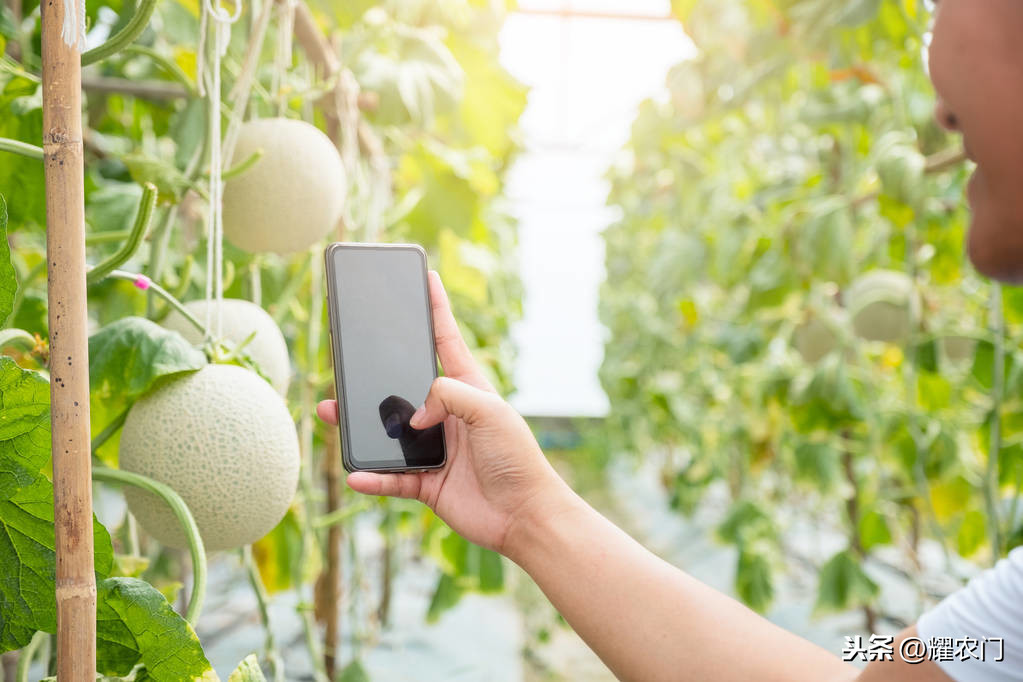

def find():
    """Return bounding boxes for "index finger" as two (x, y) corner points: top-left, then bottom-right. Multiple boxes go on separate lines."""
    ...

(428, 270), (493, 391)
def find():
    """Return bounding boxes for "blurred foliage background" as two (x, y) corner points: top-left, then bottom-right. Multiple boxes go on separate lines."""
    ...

(2, 0), (526, 678)
(4, 0), (1023, 678)
(600, 0), (1023, 630)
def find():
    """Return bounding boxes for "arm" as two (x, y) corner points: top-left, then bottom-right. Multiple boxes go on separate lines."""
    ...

(317, 271), (953, 682)
(504, 488), (855, 682)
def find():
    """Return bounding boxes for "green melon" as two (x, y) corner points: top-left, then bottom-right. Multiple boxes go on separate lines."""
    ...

(846, 270), (919, 344)
(939, 335), (977, 363)
(222, 118), (345, 254)
(163, 298), (291, 395)
(793, 309), (846, 364)
(118, 364), (300, 552)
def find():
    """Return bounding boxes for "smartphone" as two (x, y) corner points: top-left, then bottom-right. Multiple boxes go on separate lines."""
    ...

(324, 243), (447, 473)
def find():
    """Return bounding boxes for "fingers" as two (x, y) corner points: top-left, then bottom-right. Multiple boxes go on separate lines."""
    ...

(410, 376), (501, 429)
(316, 400), (339, 425)
(347, 471), (424, 501)
(428, 271), (493, 391)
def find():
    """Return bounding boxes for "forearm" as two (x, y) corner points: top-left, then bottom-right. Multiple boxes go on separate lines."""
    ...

(506, 493), (858, 682)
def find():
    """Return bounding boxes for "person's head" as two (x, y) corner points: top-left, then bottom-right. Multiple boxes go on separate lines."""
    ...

(928, 0), (1023, 282)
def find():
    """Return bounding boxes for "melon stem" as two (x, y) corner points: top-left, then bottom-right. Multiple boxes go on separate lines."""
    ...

(92, 466), (208, 626)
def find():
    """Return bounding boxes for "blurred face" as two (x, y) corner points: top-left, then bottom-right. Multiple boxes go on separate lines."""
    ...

(928, 0), (1023, 282)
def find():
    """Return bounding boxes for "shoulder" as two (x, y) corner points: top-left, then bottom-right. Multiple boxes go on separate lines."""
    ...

(916, 546), (1023, 681)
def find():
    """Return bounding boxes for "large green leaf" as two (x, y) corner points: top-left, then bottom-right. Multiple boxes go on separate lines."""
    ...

(0, 358), (113, 652)
(815, 550), (879, 613)
(0, 355), (50, 501)
(0, 473), (115, 652)
(0, 195), (14, 323)
(0, 476), (60, 649)
(89, 317), (207, 401)
(95, 577), (216, 681)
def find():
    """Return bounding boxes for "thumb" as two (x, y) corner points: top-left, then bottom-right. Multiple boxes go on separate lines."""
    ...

(410, 376), (500, 429)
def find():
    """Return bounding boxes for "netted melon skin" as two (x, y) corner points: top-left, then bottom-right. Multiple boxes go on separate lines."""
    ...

(163, 298), (291, 395)
(222, 117), (346, 254)
(119, 364), (300, 551)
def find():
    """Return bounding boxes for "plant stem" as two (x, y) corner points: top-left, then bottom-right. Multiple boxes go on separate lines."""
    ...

(841, 446), (877, 634)
(121, 44), (197, 95)
(0, 137), (43, 160)
(87, 183), (158, 284)
(85, 230), (132, 245)
(81, 0), (159, 66)
(92, 467), (208, 626)
(107, 269), (208, 335)
(270, 257), (312, 325)
(985, 285), (1005, 561)
(243, 545), (285, 682)
(378, 503), (393, 627)
(90, 408), (129, 453)
(16, 631), (46, 682)
(313, 500), (371, 528)
(219, 148), (265, 182)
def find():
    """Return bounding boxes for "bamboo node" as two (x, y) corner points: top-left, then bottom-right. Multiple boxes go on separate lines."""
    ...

(55, 582), (97, 601)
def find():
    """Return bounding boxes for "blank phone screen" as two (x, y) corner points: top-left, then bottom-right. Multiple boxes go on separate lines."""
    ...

(328, 246), (445, 470)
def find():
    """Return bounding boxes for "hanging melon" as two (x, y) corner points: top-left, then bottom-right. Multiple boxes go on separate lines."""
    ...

(846, 270), (920, 344)
(222, 118), (346, 254)
(793, 308), (848, 364)
(163, 298), (291, 395)
(119, 364), (300, 552)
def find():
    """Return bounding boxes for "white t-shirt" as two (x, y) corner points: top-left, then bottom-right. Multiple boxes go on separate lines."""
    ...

(916, 546), (1023, 681)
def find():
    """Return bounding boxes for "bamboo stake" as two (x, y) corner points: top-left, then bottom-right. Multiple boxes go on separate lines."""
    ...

(40, 0), (95, 676)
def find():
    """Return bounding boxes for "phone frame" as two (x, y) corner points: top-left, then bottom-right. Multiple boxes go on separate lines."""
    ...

(324, 242), (447, 473)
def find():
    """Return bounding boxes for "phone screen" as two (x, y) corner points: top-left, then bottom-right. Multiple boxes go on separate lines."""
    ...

(327, 245), (445, 470)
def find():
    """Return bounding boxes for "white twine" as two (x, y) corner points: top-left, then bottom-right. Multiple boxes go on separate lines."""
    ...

(60, 0), (86, 51)
(202, 0), (242, 342)
(273, 0), (296, 115)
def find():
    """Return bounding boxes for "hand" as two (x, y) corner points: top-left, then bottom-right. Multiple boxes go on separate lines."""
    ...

(317, 271), (576, 557)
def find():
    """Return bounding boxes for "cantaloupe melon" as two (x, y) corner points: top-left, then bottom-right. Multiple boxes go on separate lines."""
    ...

(793, 308), (847, 364)
(222, 118), (345, 254)
(118, 364), (300, 552)
(939, 334), (977, 364)
(846, 270), (919, 344)
(163, 298), (291, 395)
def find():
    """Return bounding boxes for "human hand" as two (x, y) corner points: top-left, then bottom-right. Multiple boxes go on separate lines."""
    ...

(317, 271), (576, 557)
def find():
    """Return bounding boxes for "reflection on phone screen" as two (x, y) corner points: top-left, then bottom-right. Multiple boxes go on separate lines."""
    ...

(329, 246), (446, 469)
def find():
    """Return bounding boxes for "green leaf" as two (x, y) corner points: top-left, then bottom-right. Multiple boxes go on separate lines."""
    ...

(477, 548), (503, 593)
(815, 550), (879, 613)
(0, 356), (51, 501)
(0, 476), (59, 650)
(716, 500), (776, 545)
(858, 510), (892, 551)
(337, 660), (371, 682)
(0, 358), (113, 652)
(0, 195), (14, 323)
(0, 476), (114, 652)
(228, 654), (268, 682)
(95, 577), (216, 681)
(89, 317), (207, 401)
(956, 510), (986, 558)
(735, 549), (773, 613)
(425, 572), (464, 622)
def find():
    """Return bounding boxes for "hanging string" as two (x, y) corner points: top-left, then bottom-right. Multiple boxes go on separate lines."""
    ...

(201, 0), (242, 342)
(273, 0), (296, 116)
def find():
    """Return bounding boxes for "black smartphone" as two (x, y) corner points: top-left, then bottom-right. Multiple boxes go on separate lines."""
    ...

(324, 243), (447, 473)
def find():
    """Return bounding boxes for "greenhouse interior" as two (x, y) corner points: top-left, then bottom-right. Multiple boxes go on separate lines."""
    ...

(1, 0), (1021, 680)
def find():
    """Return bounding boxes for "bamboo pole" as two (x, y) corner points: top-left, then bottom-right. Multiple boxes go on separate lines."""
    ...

(40, 0), (96, 677)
